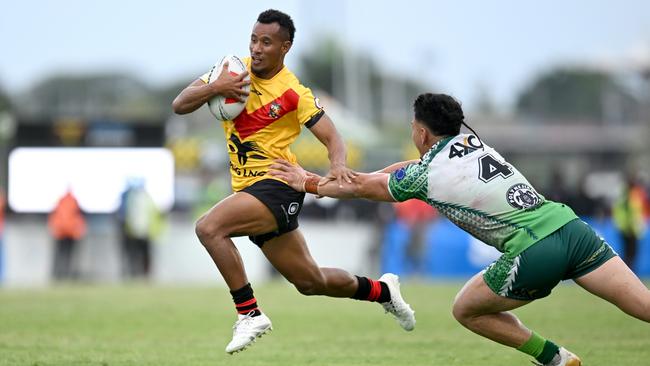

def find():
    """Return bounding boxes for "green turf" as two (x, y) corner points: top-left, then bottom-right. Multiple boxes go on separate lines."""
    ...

(0, 281), (648, 365)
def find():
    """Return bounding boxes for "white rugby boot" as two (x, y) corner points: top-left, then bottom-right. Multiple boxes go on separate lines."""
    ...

(537, 347), (582, 366)
(378, 273), (416, 331)
(225, 311), (273, 354)
(551, 348), (582, 366)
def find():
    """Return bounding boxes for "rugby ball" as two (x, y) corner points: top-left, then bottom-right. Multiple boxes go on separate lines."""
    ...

(206, 54), (250, 121)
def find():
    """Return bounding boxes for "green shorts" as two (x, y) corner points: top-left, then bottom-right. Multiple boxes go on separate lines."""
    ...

(483, 219), (617, 301)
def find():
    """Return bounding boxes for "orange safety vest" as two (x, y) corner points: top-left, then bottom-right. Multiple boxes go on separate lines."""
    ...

(48, 193), (86, 240)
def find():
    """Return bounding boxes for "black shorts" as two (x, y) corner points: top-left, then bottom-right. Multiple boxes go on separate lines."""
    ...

(241, 179), (305, 247)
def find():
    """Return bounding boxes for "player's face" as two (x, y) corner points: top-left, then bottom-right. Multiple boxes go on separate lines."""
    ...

(249, 22), (291, 78)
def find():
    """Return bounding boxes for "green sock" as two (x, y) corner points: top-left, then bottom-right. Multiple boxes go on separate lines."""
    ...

(517, 332), (559, 365)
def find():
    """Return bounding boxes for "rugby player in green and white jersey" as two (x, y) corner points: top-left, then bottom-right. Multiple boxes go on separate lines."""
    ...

(270, 93), (650, 366)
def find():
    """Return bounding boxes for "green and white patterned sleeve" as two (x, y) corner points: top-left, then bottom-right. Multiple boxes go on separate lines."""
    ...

(387, 162), (429, 202)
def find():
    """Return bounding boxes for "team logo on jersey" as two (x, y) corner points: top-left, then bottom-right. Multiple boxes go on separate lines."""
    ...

(268, 101), (282, 119)
(314, 97), (323, 110)
(394, 167), (407, 181)
(448, 136), (483, 159)
(506, 183), (541, 209)
(228, 134), (267, 165)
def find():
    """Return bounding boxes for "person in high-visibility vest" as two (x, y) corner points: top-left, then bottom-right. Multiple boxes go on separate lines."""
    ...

(613, 176), (648, 269)
(48, 190), (86, 280)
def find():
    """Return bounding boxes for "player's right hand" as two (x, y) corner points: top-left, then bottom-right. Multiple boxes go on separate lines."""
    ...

(269, 159), (315, 193)
(210, 61), (251, 102)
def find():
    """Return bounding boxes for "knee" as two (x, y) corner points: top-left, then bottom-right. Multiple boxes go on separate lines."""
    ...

(614, 289), (650, 322)
(451, 296), (474, 327)
(195, 213), (225, 244)
(637, 293), (650, 322)
(290, 274), (327, 296)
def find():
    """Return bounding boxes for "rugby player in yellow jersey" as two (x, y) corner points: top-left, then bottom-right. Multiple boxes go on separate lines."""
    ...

(172, 9), (415, 354)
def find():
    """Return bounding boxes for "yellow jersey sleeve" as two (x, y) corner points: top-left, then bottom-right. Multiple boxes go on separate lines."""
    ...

(295, 84), (324, 127)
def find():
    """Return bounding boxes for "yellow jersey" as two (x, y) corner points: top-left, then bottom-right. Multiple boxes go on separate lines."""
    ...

(201, 57), (324, 191)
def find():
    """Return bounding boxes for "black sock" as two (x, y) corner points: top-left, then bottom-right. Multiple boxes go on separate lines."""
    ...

(536, 340), (560, 365)
(230, 283), (261, 317)
(351, 276), (391, 303)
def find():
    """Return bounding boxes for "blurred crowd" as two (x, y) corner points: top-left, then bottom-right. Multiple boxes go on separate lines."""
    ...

(0, 167), (649, 283)
(0, 160), (649, 284)
(0, 181), (163, 283)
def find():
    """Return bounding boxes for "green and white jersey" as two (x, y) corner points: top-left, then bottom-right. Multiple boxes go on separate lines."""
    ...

(387, 134), (577, 257)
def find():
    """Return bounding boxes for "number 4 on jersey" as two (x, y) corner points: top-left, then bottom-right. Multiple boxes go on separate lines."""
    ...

(479, 154), (513, 182)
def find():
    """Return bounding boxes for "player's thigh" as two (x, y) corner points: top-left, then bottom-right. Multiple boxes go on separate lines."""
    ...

(454, 272), (530, 317)
(574, 256), (650, 316)
(261, 229), (322, 283)
(198, 191), (277, 237)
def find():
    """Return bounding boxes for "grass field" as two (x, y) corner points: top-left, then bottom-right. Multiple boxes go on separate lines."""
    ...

(1, 281), (648, 365)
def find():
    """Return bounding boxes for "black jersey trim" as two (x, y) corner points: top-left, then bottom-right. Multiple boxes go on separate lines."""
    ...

(305, 109), (325, 129)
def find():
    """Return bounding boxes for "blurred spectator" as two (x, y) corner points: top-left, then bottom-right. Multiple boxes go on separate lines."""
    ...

(48, 190), (86, 281)
(121, 182), (163, 279)
(367, 201), (394, 276)
(567, 177), (607, 219)
(192, 171), (229, 220)
(116, 182), (131, 278)
(393, 199), (438, 275)
(612, 175), (648, 269)
(545, 168), (571, 205)
(635, 175), (650, 219)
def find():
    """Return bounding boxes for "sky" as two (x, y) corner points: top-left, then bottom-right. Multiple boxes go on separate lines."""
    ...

(1, 0), (650, 111)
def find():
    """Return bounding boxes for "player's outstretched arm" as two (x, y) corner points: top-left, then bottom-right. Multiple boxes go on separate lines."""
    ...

(270, 159), (396, 202)
(373, 159), (421, 174)
(307, 114), (357, 186)
(172, 62), (250, 114)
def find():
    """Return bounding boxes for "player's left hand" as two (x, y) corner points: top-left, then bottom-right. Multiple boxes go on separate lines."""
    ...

(323, 163), (357, 188)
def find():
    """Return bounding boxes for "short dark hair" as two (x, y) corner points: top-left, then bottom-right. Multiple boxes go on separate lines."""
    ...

(257, 9), (295, 43)
(413, 93), (464, 136)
